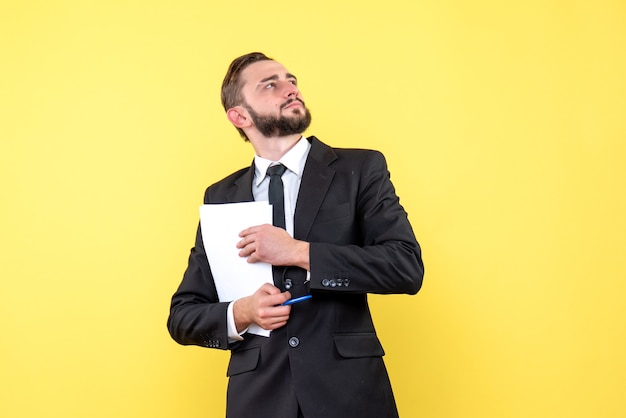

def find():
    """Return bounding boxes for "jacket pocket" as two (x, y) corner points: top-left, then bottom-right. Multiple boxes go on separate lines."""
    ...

(226, 346), (260, 376)
(333, 333), (385, 358)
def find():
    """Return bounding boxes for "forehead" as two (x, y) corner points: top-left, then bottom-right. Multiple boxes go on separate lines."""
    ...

(241, 60), (292, 86)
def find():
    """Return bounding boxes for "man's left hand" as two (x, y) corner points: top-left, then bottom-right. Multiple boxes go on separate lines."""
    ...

(237, 224), (310, 270)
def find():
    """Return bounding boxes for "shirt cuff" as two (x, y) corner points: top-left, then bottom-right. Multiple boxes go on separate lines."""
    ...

(227, 301), (247, 341)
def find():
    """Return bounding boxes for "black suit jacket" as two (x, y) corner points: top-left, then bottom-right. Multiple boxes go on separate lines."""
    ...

(168, 137), (424, 418)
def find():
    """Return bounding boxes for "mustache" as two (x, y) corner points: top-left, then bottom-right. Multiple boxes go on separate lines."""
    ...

(280, 98), (305, 110)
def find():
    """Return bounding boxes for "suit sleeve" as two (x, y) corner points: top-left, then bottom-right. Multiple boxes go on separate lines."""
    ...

(167, 223), (231, 349)
(308, 150), (424, 295)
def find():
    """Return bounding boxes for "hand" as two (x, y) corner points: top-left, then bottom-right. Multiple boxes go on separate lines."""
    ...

(233, 283), (291, 332)
(237, 224), (310, 270)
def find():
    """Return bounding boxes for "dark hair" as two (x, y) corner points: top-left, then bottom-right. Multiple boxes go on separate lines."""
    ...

(221, 52), (273, 139)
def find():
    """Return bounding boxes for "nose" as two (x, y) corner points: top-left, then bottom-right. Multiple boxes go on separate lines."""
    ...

(283, 81), (299, 98)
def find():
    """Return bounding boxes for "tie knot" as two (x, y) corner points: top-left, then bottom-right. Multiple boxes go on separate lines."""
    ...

(267, 163), (286, 178)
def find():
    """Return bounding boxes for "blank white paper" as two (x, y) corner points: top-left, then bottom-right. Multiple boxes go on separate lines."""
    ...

(199, 201), (273, 337)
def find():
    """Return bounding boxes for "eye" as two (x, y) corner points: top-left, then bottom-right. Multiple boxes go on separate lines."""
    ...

(265, 83), (275, 89)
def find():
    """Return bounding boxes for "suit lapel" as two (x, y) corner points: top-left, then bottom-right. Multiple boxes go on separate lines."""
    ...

(227, 163), (255, 202)
(294, 137), (337, 240)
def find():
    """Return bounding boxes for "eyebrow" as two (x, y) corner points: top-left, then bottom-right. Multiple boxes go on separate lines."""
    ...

(258, 73), (298, 84)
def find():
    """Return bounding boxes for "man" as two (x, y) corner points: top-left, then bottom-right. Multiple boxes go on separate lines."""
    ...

(168, 52), (424, 418)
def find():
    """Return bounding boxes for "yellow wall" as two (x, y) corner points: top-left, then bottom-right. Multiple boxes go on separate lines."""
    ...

(1, 1), (625, 417)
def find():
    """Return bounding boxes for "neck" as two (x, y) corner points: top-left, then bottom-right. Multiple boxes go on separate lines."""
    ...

(249, 133), (302, 161)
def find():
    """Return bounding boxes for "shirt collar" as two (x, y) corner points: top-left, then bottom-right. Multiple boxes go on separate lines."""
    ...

(254, 136), (311, 186)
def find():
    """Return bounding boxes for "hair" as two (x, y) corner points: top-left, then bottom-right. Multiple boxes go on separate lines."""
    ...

(221, 52), (273, 139)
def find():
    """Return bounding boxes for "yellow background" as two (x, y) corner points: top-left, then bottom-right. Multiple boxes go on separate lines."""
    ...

(1, 1), (625, 417)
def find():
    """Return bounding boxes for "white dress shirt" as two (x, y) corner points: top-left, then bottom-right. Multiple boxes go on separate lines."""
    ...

(227, 137), (312, 340)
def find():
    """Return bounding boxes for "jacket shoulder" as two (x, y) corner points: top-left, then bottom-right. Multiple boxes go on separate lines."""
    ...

(309, 136), (385, 166)
(203, 166), (251, 203)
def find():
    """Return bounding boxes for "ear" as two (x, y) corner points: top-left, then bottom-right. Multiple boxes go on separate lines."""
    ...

(226, 107), (252, 129)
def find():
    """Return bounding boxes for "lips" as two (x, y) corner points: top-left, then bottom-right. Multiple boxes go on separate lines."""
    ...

(281, 98), (304, 110)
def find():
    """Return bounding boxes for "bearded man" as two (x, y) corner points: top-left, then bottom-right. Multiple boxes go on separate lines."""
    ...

(168, 52), (424, 418)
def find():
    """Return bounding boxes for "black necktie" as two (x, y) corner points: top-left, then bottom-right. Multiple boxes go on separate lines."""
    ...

(267, 164), (287, 229)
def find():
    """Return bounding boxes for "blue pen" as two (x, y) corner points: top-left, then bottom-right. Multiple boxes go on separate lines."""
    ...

(281, 295), (313, 306)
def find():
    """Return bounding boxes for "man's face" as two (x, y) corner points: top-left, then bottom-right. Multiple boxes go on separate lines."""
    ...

(238, 60), (312, 137)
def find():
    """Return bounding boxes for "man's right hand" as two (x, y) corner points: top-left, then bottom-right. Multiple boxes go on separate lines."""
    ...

(233, 283), (291, 332)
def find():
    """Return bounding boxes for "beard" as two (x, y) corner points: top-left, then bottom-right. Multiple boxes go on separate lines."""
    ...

(245, 99), (312, 138)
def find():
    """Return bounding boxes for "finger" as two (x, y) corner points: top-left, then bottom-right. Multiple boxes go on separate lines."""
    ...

(260, 312), (291, 328)
(259, 282), (281, 295)
(270, 317), (290, 327)
(257, 292), (290, 310)
(238, 242), (254, 256)
(245, 252), (259, 263)
(237, 233), (256, 249)
(264, 308), (290, 319)
(239, 225), (261, 237)
(262, 319), (288, 330)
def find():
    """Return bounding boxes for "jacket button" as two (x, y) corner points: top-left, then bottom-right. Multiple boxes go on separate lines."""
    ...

(284, 279), (293, 290)
(321, 279), (330, 287)
(288, 337), (300, 348)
